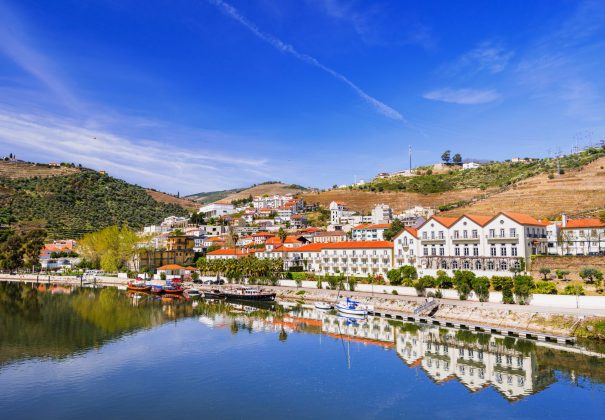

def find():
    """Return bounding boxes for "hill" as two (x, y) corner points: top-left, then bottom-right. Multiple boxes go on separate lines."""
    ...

(187, 182), (309, 204)
(0, 162), (189, 238)
(0, 161), (80, 179)
(145, 189), (199, 210)
(303, 148), (605, 216)
(442, 154), (605, 219)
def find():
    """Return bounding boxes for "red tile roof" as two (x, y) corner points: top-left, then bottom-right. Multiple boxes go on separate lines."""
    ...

(158, 264), (185, 270)
(564, 218), (605, 228)
(252, 231), (275, 237)
(265, 237), (282, 245)
(499, 211), (548, 226)
(323, 241), (393, 249)
(404, 227), (418, 238)
(289, 243), (327, 252)
(353, 223), (392, 230)
(462, 214), (492, 226)
(431, 216), (458, 228)
(207, 248), (250, 256)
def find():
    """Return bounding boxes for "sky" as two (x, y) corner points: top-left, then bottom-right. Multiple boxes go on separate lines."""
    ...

(0, 0), (604, 194)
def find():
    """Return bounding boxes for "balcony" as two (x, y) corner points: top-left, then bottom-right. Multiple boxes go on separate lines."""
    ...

(420, 236), (446, 244)
(486, 234), (519, 243)
(451, 235), (480, 243)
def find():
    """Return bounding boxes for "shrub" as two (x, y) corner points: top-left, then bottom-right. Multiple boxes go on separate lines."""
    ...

(562, 285), (585, 296)
(391, 290), (398, 295)
(295, 278), (303, 288)
(436, 272), (453, 289)
(434, 289), (443, 299)
(514, 275), (535, 304)
(472, 276), (490, 302)
(533, 280), (558, 295)
(401, 265), (418, 280)
(160, 272), (166, 281)
(295, 290), (305, 295)
(493, 276), (515, 304)
(538, 267), (551, 280)
(387, 268), (402, 286)
(579, 267), (603, 286)
(420, 275), (436, 288)
(347, 277), (357, 292)
(453, 270), (475, 300)
(414, 277), (429, 296)
(556, 269), (570, 280)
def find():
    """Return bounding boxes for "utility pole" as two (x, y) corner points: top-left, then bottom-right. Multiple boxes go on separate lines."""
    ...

(409, 145), (412, 172)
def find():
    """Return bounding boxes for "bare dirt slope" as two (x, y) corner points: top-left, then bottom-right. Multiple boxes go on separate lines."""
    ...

(443, 156), (605, 218)
(145, 189), (199, 210)
(301, 188), (486, 213)
(220, 183), (308, 203)
(0, 161), (80, 179)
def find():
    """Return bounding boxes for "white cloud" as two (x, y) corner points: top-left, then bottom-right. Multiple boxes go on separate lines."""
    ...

(422, 88), (500, 105)
(208, 0), (405, 121)
(0, 109), (271, 193)
(443, 41), (514, 76)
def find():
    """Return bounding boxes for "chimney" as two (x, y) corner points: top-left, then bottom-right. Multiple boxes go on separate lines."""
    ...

(561, 213), (568, 228)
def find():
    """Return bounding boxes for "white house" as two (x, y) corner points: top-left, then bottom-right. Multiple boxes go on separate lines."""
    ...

(371, 203), (393, 224)
(318, 241), (393, 278)
(547, 214), (605, 256)
(392, 227), (418, 267)
(462, 162), (482, 170)
(199, 202), (236, 218)
(351, 223), (391, 241)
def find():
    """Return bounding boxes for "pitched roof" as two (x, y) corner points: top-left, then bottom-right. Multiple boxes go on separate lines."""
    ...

(289, 243), (327, 252)
(462, 214), (492, 226)
(404, 227), (418, 238)
(564, 218), (605, 228)
(431, 216), (458, 228)
(322, 241), (394, 249)
(499, 211), (547, 226)
(265, 237), (282, 245)
(315, 230), (346, 237)
(353, 223), (392, 230)
(252, 231), (275, 237)
(158, 264), (184, 270)
(207, 248), (249, 256)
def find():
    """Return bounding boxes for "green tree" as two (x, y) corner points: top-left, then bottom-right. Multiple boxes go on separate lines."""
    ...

(383, 219), (406, 241)
(538, 267), (551, 280)
(414, 276), (430, 296)
(513, 275), (534, 304)
(452, 153), (462, 165)
(453, 270), (475, 300)
(435, 270), (453, 289)
(441, 150), (451, 164)
(533, 281), (558, 295)
(556, 269), (570, 280)
(78, 225), (139, 272)
(562, 284), (585, 296)
(401, 265), (418, 280)
(579, 267), (603, 286)
(387, 268), (403, 286)
(472, 276), (490, 302)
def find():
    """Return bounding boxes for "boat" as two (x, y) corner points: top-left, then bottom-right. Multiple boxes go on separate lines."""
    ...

(163, 285), (184, 294)
(335, 298), (369, 316)
(223, 286), (276, 302)
(127, 281), (152, 292)
(314, 302), (333, 310)
(150, 285), (164, 294)
(184, 289), (201, 299)
(203, 289), (226, 299)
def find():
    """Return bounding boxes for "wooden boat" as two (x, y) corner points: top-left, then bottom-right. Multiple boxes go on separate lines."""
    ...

(163, 285), (184, 294)
(127, 283), (152, 292)
(223, 287), (276, 302)
(202, 289), (226, 299)
(150, 285), (164, 294)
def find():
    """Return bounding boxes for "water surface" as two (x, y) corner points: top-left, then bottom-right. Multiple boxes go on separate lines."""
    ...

(1, 283), (604, 419)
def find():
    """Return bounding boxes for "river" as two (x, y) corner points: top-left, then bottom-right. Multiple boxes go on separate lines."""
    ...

(0, 282), (604, 419)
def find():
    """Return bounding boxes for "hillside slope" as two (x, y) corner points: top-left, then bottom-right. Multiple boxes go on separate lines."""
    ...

(0, 164), (189, 238)
(443, 155), (605, 218)
(145, 189), (199, 210)
(187, 182), (309, 204)
(0, 161), (80, 179)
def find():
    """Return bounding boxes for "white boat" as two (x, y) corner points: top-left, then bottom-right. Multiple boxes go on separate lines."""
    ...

(184, 289), (202, 299)
(314, 302), (333, 310)
(335, 298), (370, 316)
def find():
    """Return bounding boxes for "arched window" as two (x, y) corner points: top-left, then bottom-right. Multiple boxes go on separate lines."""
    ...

(500, 260), (508, 271)
(513, 260), (520, 269)
(463, 260), (470, 269)
(452, 261), (459, 269)
(487, 260), (494, 270)
(441, 260), (448, 269)
(475, 260), (482, 270)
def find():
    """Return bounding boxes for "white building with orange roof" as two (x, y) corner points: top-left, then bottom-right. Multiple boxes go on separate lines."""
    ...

(546, 214), (605, 256)
(252, 231), (275, 245)
(416, 212), (548, 275)
(206, 248), (251, 260)
(351, 223), (391, 241)
(319, 241), (394, 277)
(393, 227), (418, 267)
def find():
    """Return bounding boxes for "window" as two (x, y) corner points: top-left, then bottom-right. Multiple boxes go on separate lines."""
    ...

(501, 247), (507, 256)
(487, 261), (494, 270)
(489, 229), (495, 238)
(439, 247), (445, 256)
(511, 247), (517, 256)
(475, 260), (482, 270)
(452, 261), (458, 269)
(453, 230), (459, 239)
(464, 247), (470, 256)
(490, 247), (497, 256)
(463, 260), (470, 269)
(472, 229), (478, 238)
(500, 228), (505, 237)
(441, 261), (447, 269)
(510, 228), (516, 237)
(500, 260), (508, 270)
(422, 232), (427, 239)
(431, 231), (435, 239)
(438, 231), (444, 239)
(431, 247), (436, 256)
(423, 247), (428, 256)
(455, 247), (460, 256)
(473, 247), (479, 256)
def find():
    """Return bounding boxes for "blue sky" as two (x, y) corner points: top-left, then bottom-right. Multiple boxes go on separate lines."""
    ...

(0, 0), (604, 194)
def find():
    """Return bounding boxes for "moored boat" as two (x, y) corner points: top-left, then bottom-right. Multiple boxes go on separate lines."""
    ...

(335, 298), (369, 316)
(150, 285), (164, 294)
(203, 289), (226, 299)
(314, 302), (333, 310)
(223, 286), (276, 302)
(163, 285), (184, 294)
(127, 281), (152, 292)
(184, 289), (201, 299)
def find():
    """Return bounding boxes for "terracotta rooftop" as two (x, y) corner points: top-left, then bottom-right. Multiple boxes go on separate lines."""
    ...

(563, 218), (605, 228)
(353, 223), (392, 230)
(322, 241), (394, 249)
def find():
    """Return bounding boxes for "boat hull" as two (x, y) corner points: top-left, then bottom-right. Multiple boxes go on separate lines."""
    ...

(224, 292), (276, 302)
(203, 292), (226, 299)
(335, 305), (367, 316)
(127, 285), (152, 292)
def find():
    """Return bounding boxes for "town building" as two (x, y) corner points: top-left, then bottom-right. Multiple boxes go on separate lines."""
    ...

(462, 162), (482, 170)
(547, 214), (605, 256)
(318, 241), (393, 278)
(351, 223), (391, 241)
(198, 202), (236, 218)
(312, 230), (347, 243)
(371, 203), (393, 224)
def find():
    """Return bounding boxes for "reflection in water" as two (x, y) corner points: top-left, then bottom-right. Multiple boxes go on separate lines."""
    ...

(1, 282), (605, 404)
